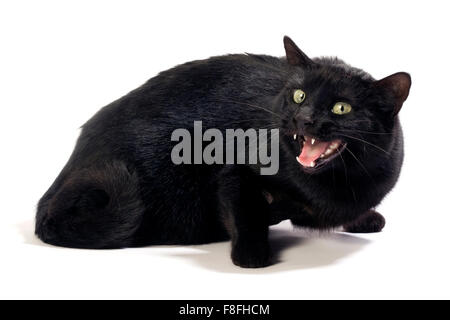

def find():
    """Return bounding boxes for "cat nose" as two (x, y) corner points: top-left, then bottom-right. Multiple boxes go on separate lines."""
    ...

(294, 115), (314, 128)
(294, 107), (314, 128)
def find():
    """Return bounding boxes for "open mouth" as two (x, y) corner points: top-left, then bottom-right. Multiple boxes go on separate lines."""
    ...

(293, 135), (347, 170)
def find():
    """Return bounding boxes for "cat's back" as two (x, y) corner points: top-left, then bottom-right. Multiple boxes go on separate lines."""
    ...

(79, 53), (288, 151)
(82, 54), (285, 126)
(134, 53), (288, 118)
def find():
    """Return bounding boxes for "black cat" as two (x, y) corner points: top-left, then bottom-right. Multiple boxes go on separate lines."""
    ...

(36, 36), (411, 268)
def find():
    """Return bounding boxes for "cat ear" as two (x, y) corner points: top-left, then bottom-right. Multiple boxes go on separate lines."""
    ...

(374, 72), (411, 116)
(283, 36), (314, 67)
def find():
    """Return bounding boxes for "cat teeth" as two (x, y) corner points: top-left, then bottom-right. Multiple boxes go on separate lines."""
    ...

(330, 142), (339, 149)
(296, 157), (315, 167)
(297, 140), (342, 168)
(293, 134), (297, 140)
(320, 143), (340, 158)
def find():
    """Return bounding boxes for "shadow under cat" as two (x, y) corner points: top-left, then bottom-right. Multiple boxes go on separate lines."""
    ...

(161, 222), (371, 274)
(18, 220), (370, 273)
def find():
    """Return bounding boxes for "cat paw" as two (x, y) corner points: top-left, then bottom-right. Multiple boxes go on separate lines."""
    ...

(231, 242), (272, 268)
(344, 210), (386, 233)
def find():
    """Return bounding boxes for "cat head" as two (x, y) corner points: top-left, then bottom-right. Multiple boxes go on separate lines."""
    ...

(276, 36), (411, 174)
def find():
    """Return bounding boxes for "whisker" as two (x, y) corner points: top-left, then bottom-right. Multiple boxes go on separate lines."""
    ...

(348, 120), (373, 123)
(351, 186), (357, 202)
(339, 133), (390, 156)
(351, 132), (367, 154)
(339, 128), (394, 135)
(331, 161), (336, 189)
(213, 99), (283, 119)
(338, 151), (348, 184)
(345, 147), (374, 182)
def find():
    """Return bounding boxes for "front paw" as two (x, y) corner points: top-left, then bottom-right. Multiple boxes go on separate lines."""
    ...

(344, 210), (386, 233)
(231, 242), (272, 268)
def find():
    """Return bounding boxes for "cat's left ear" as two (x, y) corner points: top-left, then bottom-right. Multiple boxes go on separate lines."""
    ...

(374, 72), (411, 116)
(283, 36), (315, 67)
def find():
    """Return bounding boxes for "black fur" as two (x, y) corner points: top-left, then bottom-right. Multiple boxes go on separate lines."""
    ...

(36, 36), (411, 267)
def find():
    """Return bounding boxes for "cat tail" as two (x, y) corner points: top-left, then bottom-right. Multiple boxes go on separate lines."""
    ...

(35, 160), (145, 249)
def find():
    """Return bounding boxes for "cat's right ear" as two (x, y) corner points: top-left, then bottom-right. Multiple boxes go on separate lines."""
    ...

(283, 36), (314, 67)
(374, 72), (412, 116)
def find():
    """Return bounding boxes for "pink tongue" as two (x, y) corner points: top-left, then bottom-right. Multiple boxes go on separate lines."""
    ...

(298, 139), (331, 166)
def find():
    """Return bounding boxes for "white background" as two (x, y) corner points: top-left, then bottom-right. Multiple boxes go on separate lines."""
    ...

(1, 0), (449, 299)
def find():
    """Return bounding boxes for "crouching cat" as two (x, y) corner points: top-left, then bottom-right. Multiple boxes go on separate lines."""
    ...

(36, 36), (411, 268)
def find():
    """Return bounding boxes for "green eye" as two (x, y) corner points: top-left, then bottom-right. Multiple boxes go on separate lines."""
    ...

(293, 89), (306, 104)
(332, 102), (352, 115)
